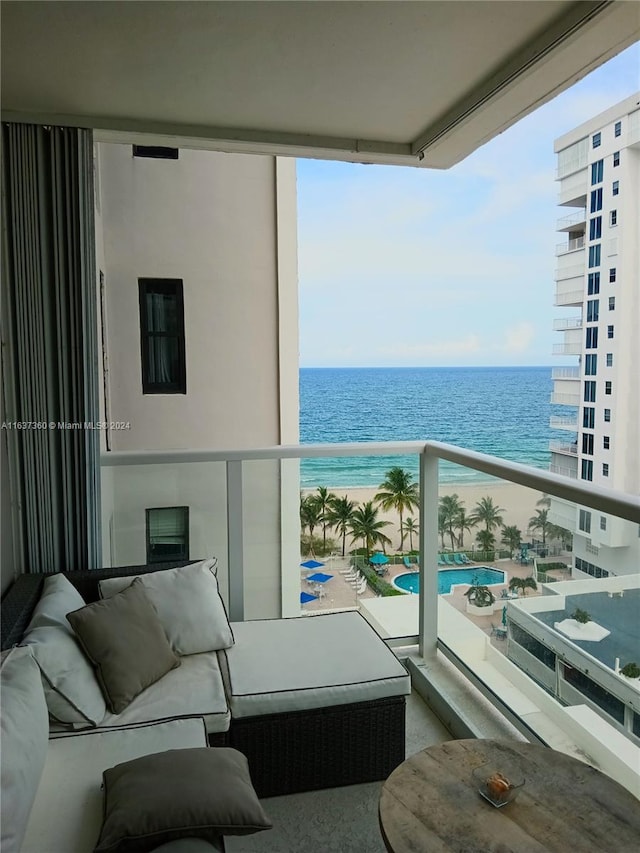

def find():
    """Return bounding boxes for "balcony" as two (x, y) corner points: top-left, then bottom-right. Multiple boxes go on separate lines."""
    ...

(550, 391), (580, 405)
(552, 344), (582, 357)
(551, 367), (580, 380)
(554, 263), (584, 283)
(549, 463), (578, 479)
(550, 416), (578, 432)
(548, 497), (577, 532)
(553, 317), (582, 332)
(556, 236), (585, 256)
(557, 168), (588, 207)
(549, 440), (578, 456)
(556, 209), (586, 232)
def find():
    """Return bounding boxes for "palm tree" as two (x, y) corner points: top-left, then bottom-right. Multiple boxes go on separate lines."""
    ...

(315, 486), (336, 553)
(374, 467), (419, 550)
(438, 507), (447, 550)
(300, 494), (322, 555)
(403, 517), (419, 551)
(528, 508), (550, 545)
(537, 493), (551, 508)
(501, 524), (522, 558)
(325, 495), (356, 557)
(349, 501), (391, 557)
(476, 528), (496, 554)
(439, 494), (464, 551)
(470, 496), (505, 533)
(455, 507), (475, 549)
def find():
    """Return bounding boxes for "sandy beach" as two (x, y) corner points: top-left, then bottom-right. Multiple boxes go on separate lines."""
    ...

(303, 481), (543, 553)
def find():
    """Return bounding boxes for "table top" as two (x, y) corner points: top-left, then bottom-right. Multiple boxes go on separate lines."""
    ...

(378, 739), (640, 853)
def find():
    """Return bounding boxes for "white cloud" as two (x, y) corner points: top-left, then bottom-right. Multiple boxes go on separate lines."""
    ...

(502, 322), (535, 354)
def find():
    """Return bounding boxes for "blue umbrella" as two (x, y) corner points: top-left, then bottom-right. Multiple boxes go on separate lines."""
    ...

(300, 591), (318, 604)
(369, 553), (389, 565)
(301, 559), (325, 570)
(306, 572), (333, 584)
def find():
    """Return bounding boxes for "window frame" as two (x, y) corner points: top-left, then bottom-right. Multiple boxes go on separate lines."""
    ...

(145, 506), (190, 564)
(133, 145), (180, 160)
(139, 278), (187, 395)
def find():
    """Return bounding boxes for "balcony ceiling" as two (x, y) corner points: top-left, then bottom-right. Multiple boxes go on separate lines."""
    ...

(1, 1), (638, 168)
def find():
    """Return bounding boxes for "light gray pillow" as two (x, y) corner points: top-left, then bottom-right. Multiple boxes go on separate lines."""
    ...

(98, 559), (234, 655)
(67, 579), (180, 714)
(94, 748), (272, 853)
(21, 574), (106, 726)
(0, 646), (50, 853)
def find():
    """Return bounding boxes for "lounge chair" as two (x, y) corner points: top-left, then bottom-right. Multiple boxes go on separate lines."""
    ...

(437, 554), (446, 566)
(444, 554), (455, 566)
(461, 553), (472, 564)
(453, 554), (465, 566)
(355, 578), (367, 595)
(403, 556), (412, 569)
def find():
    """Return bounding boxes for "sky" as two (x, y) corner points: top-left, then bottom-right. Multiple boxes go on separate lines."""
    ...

(297, 43), (639, 368)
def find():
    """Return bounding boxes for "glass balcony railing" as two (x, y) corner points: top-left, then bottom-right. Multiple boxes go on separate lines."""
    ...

(100, 440), (640, 792)
(552, 317), (582, 331)
(556, 236), (585, 255)
(550, 415), (578, 430)
(551, 367), (580, 380)
(552, 344), (582, 357)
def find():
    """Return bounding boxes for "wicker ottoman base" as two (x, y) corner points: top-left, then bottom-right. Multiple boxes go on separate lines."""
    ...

(228, 694), (406, 798)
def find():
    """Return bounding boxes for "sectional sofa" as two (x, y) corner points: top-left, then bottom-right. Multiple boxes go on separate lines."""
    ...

(1, 559), (411, 852)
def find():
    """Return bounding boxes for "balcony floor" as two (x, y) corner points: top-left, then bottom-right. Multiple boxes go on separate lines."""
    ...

(226, 690), (452, 852)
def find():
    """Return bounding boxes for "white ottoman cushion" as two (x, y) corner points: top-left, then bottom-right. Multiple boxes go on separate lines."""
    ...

(219, 611), (410, 718)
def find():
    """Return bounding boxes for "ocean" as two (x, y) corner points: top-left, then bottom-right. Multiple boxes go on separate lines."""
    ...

(300, 366), (571, 488)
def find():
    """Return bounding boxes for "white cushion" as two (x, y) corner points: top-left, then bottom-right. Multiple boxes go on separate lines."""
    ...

(0, 646), (50, 853)
(98, 559), (234, 655)
(21, 575), (106, 726)
(22, 718), (208, 853)
(219, 611), (411, 718)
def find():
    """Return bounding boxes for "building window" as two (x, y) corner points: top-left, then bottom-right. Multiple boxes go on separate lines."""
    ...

(607, 325), (614, 339)
(587, 272), (600, 295)
(609, 268), (616, 282)
(584, 354), (597, 375)
(604, 381), (612, 395)
(575, 556), (608, 579)
(586, 299), (599, 322)
(604, 408), (611, 423)
(612, 180), (619, 196)
(578, 509), (591, 533)
(585, 327), (598, 349)
(603, 436), (610, 450)
(146, 507), (189, 563)
(583, 381), (596, 403)
(581, 459), (593, 481)
(583, 407), (595, 429)
(589, 217), (602, 240)
(132, 146), (179, 160)
(582, 433), (594, 455)
(609, 210), (617, 227)
(591, 160), (603, 184)
(608, 297), (615, 310)
(614, 120), (622, 137)
(602, 463), (609, 477)
(139, 278), (187, 394)
(606, 353), (613, 367)
(588, 244), (600, 268)
(613, 151), (620, 167)
(589, 187), (603, 211)
(600, 516), (607, 531)
(510, 624), (556, 670)
(592, 132), (601, 148)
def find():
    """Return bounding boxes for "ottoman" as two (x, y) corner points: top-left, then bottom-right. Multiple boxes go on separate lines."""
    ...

(219, 611), (411, 797)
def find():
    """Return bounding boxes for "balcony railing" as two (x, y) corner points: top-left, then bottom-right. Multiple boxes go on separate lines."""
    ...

(552, 344), (582, 357)
(550, 415), (578, 430)
(557, 168), (588, 206)
(551, 367), (580, 380)
(549, 440), (578, 455)
(554, 288), (583, 307)
(554, 264), (584, 282)
(556, 209), (586, 231)
(553, 317), (582, 331)
(556, 236), (585, 255)
(549, 463), (578, 479)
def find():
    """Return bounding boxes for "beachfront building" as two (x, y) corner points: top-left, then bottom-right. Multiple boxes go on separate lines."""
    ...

(550, 94), (640, 579)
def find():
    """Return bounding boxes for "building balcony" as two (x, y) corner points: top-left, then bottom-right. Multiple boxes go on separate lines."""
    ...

(553, 317), (582, 332)
(550, 415), (578, 431)
(549, 463), (578, 479)
(556, 236), (585, 256)
(557, 168), (588, 207)
(549, 440), (578, 456)
(548, 497), (577, 532)
(552, 344), (582, 357)
(554, 287), (584, 307)
(550, 391), (580, 405)
(551, 367), (580, 380)
(554, 262), (584, 282)
(556, 209), (587, 232)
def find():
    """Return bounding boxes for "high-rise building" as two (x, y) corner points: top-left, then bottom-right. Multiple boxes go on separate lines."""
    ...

(550, 94), (640, 578)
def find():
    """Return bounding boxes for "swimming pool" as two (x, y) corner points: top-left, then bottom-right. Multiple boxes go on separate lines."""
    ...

(393, 567), (505, 595)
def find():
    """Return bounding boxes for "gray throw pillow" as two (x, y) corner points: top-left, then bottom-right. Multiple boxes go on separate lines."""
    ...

(94, 747), (272, 853)
(67, 579), (180, 714)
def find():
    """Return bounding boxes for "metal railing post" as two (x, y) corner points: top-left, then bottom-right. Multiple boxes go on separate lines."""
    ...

(226, 460), (244, 621)
(419, 448), (439, 659)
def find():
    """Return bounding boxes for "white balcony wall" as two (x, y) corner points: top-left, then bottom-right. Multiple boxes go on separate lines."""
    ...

(553, 379), (581, 399)
(557, 168), (587, 206)
(548, 497), (577, 532)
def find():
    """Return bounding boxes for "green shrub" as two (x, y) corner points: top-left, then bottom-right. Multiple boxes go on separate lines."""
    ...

(359, 563), (404, 597)
(572, 607), (591, 624)
(620, 662), (640, 679)
(300, 535), (335, 558)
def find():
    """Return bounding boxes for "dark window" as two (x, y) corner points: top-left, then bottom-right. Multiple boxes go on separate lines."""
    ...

(583, 407), (595, 429)
(592, 132), (601, 148)
(562, 665), (624, 723)
(582, 433), (594, 455)
(585, 327), (598, 349)
(510, 624), (556, 670)
(588, 244), (601, 268)
(600, 516), (607, 530)
(589, 217), (602, 240)
(612, 180), (619, 196)
(613, 151), (620, 167)
(608, 297), (615, 310)
(590, 187), (603, 211)
(603, 436), (610, 450)
(614, 121), (621, 138)
(591, 160), (603, 184)
(607, 325), (614, 339)
(575, 556), (609, 579)
(604, 408), (611, 423)
(609, 268), (616, 282)
(586, 300), (599, 322)
(605, 381), (612, 395)
(133, 145), (179, 160)
(581, 459), (593, 481)
(583, 381), (596, 403)
(139, 278), (187, 394)
(634, 713), (640, 739)
(587, 272), (600, 294)
(584, 354), (597, 375)
(602, 463), (609, 477)
(579, 509), (591, 533)
(146, 507), (189, 563)
(610, 210), (617, 227)
(606, 353), (613, 367)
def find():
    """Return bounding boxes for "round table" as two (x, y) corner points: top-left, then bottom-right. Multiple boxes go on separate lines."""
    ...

(379, 739), (640, 852)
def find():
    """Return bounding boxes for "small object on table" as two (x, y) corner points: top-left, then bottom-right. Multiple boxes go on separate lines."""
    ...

(472, 764), (524, 807)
